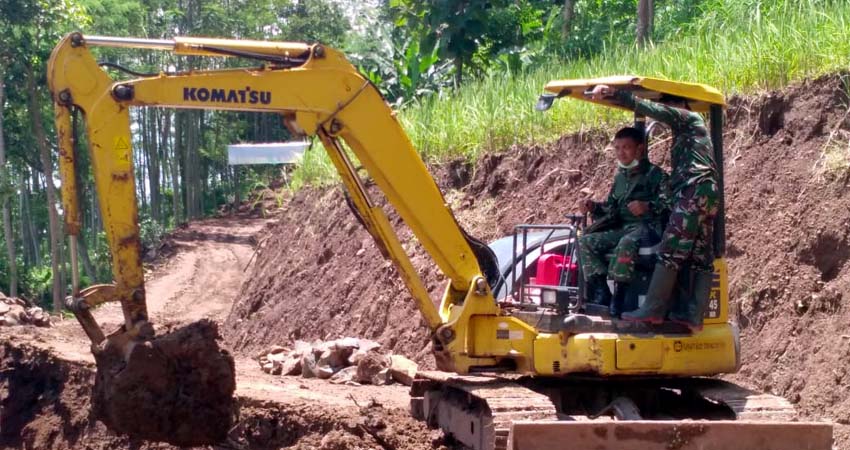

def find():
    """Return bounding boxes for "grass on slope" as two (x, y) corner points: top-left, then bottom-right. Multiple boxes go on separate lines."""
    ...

(294, 0), (850, 185)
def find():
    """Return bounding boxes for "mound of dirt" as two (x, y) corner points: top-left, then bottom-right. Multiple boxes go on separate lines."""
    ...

(92, 320), (235, 446)
(0, 339), (161, 449)
(1, 335), (443, 450)
(232, 399), (447, 450)
(226, 73), (850, 444)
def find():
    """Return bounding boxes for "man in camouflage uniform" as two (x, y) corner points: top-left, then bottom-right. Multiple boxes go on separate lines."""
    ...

(591, 85), (720, 332)
(578, 127), (670, 317)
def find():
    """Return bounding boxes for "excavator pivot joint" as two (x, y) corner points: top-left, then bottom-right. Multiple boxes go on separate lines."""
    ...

(437, 326), (455, 343)
(65, 294), (89, 311)
(70, 32), (84, 47)
(113, 84), (134, 101)
(57, 89), (73, 106)
(474, 277), (489, 296)
(328, 118), (344, 135)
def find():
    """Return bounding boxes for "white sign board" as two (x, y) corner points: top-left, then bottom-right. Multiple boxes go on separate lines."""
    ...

(227, 142), (309, 165)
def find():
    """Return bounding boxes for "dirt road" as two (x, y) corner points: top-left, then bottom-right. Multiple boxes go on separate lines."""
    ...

(1, 217), (436, 449)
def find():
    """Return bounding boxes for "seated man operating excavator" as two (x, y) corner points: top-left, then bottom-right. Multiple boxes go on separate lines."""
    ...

(578, 127), (670, 318)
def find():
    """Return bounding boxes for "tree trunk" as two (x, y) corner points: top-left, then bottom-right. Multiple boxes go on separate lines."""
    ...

(0, 65), (17, 297)
(184, 111), (201, 219)
(182, 113), (191, 219)
(19, 171), (37, 266)
(197, 112), (206, 216)
(454, 57), (463, 88)
(637, 0), (653, 47)
(172, 112), (182, 223)
(58, 238), (67, 299)
(71, 127), (97, 282)
(28, 171), (41, 265)
(26, 62), (63, 311)
(137, 111), (148, 213)
(648, 0), (654, 36)
(18, 176), (31, 267)
(75, 226), (97, 281)
(158, 110), (170, 225)
(149, 109), (161, 223)
(562, 0), (575, 40)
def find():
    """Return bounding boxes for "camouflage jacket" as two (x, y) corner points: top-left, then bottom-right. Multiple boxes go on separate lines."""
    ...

(591, 158), (670, 231)
(616, 91), (719, 193)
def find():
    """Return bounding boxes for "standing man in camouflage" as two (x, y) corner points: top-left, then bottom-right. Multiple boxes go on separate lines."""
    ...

(578, 127), (669, 318)
(591, 85), (720, 332)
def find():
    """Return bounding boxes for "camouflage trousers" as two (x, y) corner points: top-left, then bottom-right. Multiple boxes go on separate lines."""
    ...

(658, 181), (719, 272)
(579, 224), (645, 283)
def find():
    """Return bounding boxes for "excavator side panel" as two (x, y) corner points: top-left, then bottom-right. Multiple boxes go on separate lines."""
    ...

(531, 324), (738, 376)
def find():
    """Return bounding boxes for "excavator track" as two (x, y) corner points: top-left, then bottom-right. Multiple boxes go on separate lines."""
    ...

(411, 371), (558, 450)
(412, 372), (832, 450)
(685, 378), (796, 421)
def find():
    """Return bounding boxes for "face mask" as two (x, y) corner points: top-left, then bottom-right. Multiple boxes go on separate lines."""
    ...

(618, 159), (639, 170)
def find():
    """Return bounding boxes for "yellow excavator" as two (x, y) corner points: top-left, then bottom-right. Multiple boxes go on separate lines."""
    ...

(48, 33), (832, 450)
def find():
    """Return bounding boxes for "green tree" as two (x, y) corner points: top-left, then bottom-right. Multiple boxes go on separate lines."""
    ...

(0, 0), (89, 305)
(390, 0), (543, 86)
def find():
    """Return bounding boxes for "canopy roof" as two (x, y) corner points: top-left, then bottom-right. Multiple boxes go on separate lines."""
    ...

(542, 75), (725, 113)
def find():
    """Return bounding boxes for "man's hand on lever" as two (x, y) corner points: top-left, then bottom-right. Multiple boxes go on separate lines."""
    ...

(591, 84), (617, 101)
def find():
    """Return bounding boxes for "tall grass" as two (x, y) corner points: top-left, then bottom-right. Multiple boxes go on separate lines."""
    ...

(288, 142), (339, 191)
(294, 0), (850, 185)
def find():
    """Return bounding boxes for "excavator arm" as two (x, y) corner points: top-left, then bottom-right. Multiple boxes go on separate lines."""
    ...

(48, 31), (511, 445)
(48, 32), (501, 369)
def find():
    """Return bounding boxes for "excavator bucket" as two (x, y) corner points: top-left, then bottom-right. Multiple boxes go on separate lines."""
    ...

(91, 320), (236, 446)
(507, 420), (834, 450)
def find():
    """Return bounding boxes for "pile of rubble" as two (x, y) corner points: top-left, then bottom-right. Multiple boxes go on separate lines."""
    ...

(0, 294), (51, 327)
(258, 337), (418, 386)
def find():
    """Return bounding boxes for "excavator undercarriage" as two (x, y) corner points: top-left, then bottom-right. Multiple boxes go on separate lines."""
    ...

(411, 372), (832, 450)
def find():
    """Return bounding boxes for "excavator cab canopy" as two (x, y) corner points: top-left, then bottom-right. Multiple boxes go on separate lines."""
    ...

(536, 75), (728, 256)
(535, 75), (725, 113)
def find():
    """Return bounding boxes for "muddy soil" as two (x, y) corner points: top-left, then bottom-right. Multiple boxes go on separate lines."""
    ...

(0, 337), (441, 450)
(226, 75), (850, 446)
(91, 320), (235, 446)
(2, 217), (442, 449)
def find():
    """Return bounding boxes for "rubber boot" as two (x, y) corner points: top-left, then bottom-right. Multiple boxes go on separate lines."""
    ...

(588, 275), (612, 306)
(670, 270), (713, 333)
(620, 263), (677, 325)
(609, 283), (625, 318)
